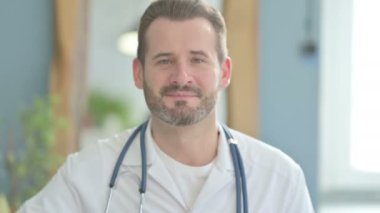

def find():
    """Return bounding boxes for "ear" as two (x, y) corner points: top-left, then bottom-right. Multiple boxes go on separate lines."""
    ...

(219, 56), (232, 88)
(133, 58), (144, 89)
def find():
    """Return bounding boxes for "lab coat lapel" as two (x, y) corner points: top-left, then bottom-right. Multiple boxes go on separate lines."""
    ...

(148, 157), (187, 208)
(191, 165), (234, 209)
(192, 128), (235, 209)
(120, 121), (187, 208)
(145, 121), (187, 208)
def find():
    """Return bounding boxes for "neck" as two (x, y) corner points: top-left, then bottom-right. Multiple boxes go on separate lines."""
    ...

(150, 113), (219, 166)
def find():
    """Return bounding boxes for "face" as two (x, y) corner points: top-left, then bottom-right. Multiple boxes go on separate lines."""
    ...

(133, 17), (231, 126)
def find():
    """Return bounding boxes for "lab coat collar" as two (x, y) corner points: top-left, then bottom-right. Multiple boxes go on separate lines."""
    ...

(120, 120), (236, 172)
(119, 120), (237, 209)
(214, 123), (235, 171)
(120, 120), (157, 167)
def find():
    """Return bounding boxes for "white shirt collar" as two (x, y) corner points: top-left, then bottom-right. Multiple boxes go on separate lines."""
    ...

(121, 120), (235, 172)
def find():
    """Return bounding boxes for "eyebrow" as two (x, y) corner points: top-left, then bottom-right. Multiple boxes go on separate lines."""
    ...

(151, 50), (209, 60)
(190, 50), (209, 58)
(152, 52), (173, 60)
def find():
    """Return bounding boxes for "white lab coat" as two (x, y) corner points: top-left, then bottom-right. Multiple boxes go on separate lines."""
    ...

(18, 123), (314, 213)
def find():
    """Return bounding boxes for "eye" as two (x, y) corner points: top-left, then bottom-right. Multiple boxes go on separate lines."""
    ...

(157, 58), (173, 65)
(191, 58), (205, 64)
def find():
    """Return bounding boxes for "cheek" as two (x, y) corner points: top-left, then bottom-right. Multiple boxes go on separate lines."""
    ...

(197, 73), (220, 91)
(143, 72), (166, 91)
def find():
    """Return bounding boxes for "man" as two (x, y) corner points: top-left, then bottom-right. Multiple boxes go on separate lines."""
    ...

(19, 0), (314, 212)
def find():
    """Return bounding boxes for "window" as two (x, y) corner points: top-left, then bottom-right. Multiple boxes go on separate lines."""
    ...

(350, 0), (380, 173)
(321, 0), (380, 201)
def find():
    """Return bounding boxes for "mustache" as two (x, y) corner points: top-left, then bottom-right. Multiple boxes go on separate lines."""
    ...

(160, 85), (202, 97)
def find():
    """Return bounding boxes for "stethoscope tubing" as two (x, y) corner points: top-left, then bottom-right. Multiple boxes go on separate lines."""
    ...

(229, 143), (242, 213)
(106, 121), (248, 213)
(139, 122), (148, 194)
(109, 123), (145, 188)
(222, 124), (248, 213)
(237, 144), (248, 213)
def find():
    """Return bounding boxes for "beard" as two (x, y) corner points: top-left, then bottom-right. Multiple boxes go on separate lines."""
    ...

(143, 82), (218, 126)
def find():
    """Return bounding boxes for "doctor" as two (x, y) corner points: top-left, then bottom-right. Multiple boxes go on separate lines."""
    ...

(19, 0), (314, 212)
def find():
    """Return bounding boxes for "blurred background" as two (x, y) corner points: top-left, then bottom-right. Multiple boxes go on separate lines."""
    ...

(0, 0), (379, 212)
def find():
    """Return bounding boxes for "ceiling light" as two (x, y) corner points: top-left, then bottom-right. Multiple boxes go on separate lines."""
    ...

(117, 31), (138, 57)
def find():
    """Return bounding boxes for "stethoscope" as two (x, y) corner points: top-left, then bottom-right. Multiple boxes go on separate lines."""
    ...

(105, 121), (248, 213)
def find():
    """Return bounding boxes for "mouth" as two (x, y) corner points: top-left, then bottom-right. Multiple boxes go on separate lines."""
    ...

(161, 85), (202, 98)
(166, 91), (199, 98)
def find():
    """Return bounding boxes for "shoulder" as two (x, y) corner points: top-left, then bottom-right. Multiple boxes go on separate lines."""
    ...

(63, 128), (135, 182)
(230, 129), (303, 183)
(17, 129), (137, 212)
(229, 129), (314, 212)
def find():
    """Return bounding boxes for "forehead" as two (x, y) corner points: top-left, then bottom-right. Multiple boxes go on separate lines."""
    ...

(144, 17), (217, 57)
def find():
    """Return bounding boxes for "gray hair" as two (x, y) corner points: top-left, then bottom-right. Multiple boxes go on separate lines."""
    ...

(137, 0), (227, 65)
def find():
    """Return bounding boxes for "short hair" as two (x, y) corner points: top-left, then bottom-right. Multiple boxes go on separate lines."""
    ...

(137, 0), (227, 65)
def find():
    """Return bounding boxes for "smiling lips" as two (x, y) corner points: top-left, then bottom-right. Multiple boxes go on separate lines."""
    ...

(160, 85), (202, 98)
(166, 91), (199, 98)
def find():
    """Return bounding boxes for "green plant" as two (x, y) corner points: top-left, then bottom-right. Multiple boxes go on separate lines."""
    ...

(0, 193), (10, 213)
(87, 90), (134, 128)
(5, 96), (67, 209)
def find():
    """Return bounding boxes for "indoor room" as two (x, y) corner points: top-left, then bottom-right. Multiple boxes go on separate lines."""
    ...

(1, 0), (379, 212)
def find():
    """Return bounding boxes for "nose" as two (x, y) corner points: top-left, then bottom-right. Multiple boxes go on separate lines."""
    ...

(169, 62), (193, 85)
